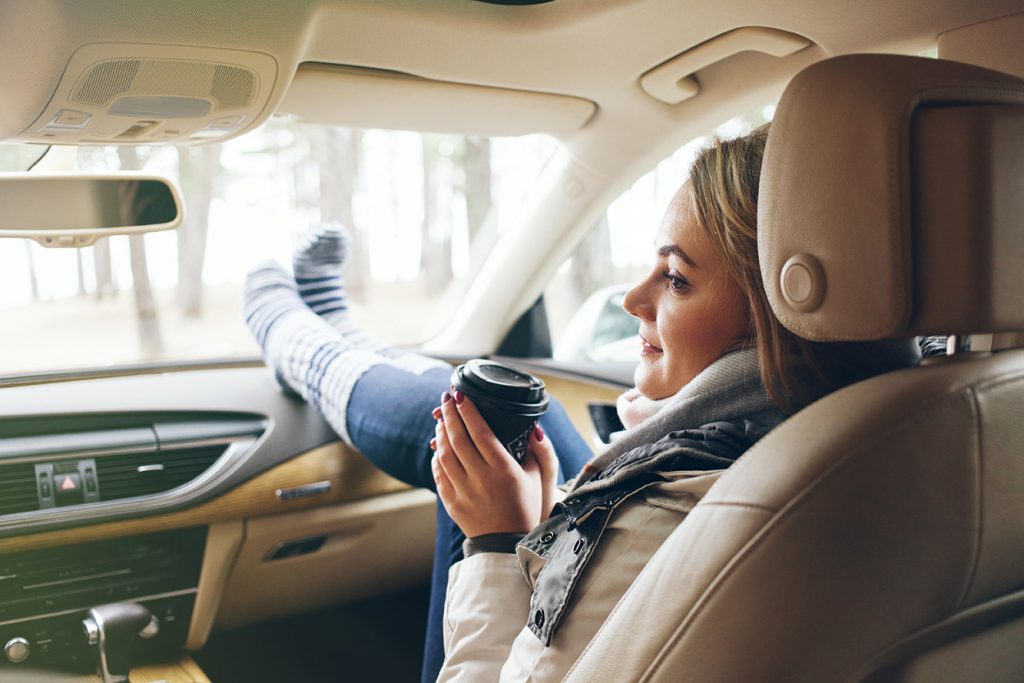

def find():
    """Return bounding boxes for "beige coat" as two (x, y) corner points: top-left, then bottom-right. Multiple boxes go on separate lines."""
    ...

(439, 470), (722, 682)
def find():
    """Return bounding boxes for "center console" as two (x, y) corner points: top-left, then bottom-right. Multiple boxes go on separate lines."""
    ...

(0, 527), (205, 673)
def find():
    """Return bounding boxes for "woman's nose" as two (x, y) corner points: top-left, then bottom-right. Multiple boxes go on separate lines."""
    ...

(622, 277), (654, 322)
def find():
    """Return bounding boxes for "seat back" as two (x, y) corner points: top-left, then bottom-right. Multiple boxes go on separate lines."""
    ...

(563, 54), (1024, 682)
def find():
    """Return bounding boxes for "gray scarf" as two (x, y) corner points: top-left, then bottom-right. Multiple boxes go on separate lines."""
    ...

(570, 347), (782, 496)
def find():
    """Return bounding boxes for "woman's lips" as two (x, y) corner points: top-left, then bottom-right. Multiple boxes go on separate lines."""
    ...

(640, 334), (663, 356)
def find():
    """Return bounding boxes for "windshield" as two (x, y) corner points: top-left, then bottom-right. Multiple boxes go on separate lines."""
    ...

(0, 143), (50, 171)
(0, 119), (559, 377)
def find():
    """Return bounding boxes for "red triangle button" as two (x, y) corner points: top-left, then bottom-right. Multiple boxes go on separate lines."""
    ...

(60, 475), (77, 491)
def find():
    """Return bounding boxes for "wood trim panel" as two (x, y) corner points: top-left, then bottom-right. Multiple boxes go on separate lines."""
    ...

(52, 656), (211, 682)
(0, 443), (409, 553)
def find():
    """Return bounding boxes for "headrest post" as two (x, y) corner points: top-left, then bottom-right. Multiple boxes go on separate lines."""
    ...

(948, 335), (969, 355)
(948, 334), (995, 356)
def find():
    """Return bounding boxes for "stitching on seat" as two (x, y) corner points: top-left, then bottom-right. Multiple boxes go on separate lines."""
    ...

(953, 386), (983, 612)
(696, 501), (778, 515)
(848, 585), (1024, 679)
(644, 388), (974, 681)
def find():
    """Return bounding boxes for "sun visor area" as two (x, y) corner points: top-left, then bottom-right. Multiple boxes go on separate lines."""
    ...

(11, 43), (279, 146)
(276, 63), (597, 137)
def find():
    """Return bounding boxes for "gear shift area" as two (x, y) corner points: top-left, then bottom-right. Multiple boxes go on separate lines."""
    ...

(82, 602), (160, 683)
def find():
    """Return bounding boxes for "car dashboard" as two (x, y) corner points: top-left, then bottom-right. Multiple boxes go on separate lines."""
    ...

(0, 366), (439, 677)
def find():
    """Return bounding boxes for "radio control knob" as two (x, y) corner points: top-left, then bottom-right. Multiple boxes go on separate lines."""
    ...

(4, 636), (29, 663)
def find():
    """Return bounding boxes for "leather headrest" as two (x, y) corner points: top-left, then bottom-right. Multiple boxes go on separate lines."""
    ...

(759, 54), (1024, 341)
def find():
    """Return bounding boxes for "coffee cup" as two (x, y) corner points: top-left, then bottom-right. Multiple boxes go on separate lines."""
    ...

(450, 359), (549, 463)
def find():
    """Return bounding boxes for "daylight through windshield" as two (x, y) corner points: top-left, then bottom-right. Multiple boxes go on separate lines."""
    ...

(0, 120), (558, 377)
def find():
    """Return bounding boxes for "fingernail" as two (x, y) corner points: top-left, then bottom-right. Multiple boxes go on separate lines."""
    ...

(534, 424), (545, 442)
(437, 415), (443, 423)
(429, 438), (437, 450)
(441, 391), (451, 404)
(454, 391), (464, 405)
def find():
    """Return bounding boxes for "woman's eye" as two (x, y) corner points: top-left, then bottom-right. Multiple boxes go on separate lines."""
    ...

(663, 272), (690, 292)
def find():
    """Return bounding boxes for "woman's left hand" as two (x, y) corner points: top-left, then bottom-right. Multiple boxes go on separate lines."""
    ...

(432, 392), (553, 538)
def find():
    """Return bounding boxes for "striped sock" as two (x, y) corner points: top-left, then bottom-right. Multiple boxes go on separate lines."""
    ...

(243, 259), (383, 444)
(292, 223), (448, 375)
(291, 223), (354, 326)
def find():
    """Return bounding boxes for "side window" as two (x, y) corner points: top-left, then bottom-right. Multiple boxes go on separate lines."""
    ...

(546, 108), (774, 362)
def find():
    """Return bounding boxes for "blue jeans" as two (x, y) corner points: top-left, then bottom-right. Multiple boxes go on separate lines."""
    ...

(346, 365), (594, 683)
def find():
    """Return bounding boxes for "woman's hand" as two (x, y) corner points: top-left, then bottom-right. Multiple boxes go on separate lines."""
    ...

(431, 392), (560, 538)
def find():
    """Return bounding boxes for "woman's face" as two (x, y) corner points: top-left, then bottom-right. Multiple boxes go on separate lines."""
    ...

(622, 183), (750, 400)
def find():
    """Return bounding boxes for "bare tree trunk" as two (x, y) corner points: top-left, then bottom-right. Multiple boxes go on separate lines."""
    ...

(313, 127), (366, 298)
(23, 241), (39, 301)
(463, 136), (492, 242)
(422, 135), (452, 294)
(176, 145), (219, 317)
(118, 146), (164, 356)
(128, 233), (163, 356)
(75, 248), (87, 295)
(93, 238), (115, 298)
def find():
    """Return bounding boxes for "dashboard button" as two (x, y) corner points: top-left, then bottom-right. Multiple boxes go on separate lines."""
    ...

(51, 109), (92, 127)
(54, 472), (83, 505)
(5, 637), (29, 663)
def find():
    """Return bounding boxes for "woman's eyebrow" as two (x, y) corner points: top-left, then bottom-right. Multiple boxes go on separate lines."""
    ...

(657, 244), (699, 269)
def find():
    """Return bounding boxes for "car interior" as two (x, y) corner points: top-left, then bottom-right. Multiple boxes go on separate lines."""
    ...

(0, 1), (1021, 682)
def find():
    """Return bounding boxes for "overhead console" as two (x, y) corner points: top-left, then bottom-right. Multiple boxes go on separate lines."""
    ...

(0, 414), (266, 537)
(13, 43), (279, 146)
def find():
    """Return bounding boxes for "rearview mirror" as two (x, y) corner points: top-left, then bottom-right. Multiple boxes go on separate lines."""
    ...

(0, 173), (184, 247)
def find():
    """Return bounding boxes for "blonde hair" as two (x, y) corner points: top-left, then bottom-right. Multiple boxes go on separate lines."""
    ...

(687, 125), (916, 413)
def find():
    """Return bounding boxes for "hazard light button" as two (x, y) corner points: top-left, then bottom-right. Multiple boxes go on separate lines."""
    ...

(54, 473), (83, 506)
(34, 459), (101, 509)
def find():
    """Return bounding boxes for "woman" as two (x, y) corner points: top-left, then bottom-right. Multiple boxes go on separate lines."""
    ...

(429, 126), (922, 681)
(244, 125), (921, 682)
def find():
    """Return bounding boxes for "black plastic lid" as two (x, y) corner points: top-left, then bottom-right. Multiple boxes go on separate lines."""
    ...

(450, 359), (548, 416)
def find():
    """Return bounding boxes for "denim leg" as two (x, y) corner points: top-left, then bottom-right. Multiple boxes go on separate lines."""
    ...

(346, 365), (451, 490)
(420, 501), (464, 683)
(539, 398), (594, 481)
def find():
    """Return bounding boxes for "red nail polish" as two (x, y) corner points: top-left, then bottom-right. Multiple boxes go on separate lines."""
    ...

(441, 391), (451, 404)
(437, 415), (443, 423)
(454, 391), (464, 405)
(534, 424), (545, 442)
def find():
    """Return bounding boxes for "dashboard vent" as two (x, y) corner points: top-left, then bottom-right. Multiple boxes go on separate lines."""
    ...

(95, 445), (227, 501)
(0, 462), (39, 516)
(0, 417), (263, 516)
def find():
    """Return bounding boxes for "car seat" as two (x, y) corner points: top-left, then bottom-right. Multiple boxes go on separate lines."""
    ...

(562, 54), (1024, 682)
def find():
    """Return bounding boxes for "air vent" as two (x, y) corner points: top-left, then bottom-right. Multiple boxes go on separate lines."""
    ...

(96, 445), (227, 501)
(0, 462), (39, 516)
(0, 417), (263, 519)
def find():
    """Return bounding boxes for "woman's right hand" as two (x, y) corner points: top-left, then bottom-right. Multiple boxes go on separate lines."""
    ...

(431, 392), (560, 538)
